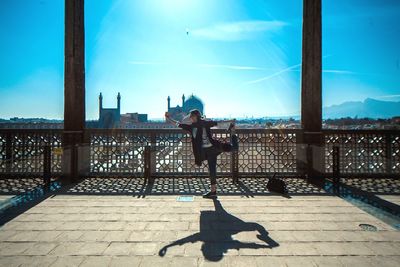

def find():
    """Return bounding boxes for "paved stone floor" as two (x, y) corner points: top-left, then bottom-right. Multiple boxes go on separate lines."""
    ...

(1, 191), (400, 267)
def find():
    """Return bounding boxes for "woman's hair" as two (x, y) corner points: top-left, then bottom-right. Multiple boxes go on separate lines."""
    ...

(189, 109), (204, 121)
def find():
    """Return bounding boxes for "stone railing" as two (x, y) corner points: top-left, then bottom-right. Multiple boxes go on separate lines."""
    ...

(0, 129), (399, 178)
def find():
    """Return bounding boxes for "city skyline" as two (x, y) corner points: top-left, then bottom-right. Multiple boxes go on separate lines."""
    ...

(0, 0), (399, 119)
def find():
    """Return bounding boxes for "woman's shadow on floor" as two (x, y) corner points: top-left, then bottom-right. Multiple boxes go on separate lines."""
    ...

(159, 198), (279, 261)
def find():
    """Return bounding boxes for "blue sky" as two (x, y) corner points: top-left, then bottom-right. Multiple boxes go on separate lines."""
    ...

(0, 0), (399, 119)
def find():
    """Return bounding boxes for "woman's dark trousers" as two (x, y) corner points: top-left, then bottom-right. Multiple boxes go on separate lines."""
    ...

(203, 134), (238, 186)
(204, 146), (218, 185)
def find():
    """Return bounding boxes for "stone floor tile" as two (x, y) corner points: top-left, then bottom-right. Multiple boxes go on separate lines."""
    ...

(55, 231), (84, 242)
(19, 256), (58, 267)
(109, 256), (141, 267)
(0, 255), (23, 267)
(49, 243), (86, 256)
(131, 242), (158, 256)
(7, 230), (41, 242)
(103, 242), (133, 256)
(79, 256), (112, 267)
(254, 256), (286, 267)
(0, 255), (56, 267)
(75, 242), (110, 256)
(171, 256), (198, 267)
(49, 256), (86, 267)
(32, 231), (63, 242)
(0, 230), (18, 240)
(226, 255), (257, 267)
(364, 242), (400, 256)
(140, 256), (172, 267)
(284, 256), (318, 267)
(309, 256), (344, 267)
(198, 256), (229, 267)
(102, 231), (130, 242)
(79, 231), (108, 242)
(367, 256), (400, 267)
(339, 256), (376, 267)
(22, 242), (58, 256)
(0, 242), (34, 256)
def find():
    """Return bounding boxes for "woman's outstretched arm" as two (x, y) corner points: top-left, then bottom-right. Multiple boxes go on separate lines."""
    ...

(165, 112), (179, 125)
(203, 118), (236, 128)
(215, 119), (236, 124)
(165, 112), (191, 132)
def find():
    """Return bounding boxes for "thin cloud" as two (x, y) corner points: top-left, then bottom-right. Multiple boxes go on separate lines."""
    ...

(191, 20), (287, 41)
(323, 69), (356, 74)
(244, 65), (359, 85)
(128, 61), (168, 65)
(244, 63), (301, 84)
(290, 69), (356, 74)
(375, 94), (400, 100)
(193, 63), (267, 70)
(128, 61), (268, 71)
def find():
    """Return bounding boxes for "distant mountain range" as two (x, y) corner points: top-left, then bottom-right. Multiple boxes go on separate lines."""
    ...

(323, 98), (400, 119)
(1, 99), (399, 122)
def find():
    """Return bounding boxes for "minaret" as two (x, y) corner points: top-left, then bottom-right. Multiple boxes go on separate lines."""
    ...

(117, 92), (121, 113)
(167, 96), (171, 111)
(182, 94), (185, 109)
(99, 92), (103, 119)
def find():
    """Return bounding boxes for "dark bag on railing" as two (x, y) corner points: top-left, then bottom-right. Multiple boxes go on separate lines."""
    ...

(267, 173), (288, 194)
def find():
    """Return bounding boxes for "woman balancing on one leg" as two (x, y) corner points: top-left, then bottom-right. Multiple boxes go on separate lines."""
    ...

(165, 109), (238, 198)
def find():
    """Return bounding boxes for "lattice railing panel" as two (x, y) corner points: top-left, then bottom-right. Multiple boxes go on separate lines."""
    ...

(1, 129), (398, 177)
(0, 130), (62, 174)
(89, 130), (148, 174)
(0, 133), (6, 172)
(237, 130), (297, 174)
(324, 131), (390, 174)
(391, 135), (400, 173)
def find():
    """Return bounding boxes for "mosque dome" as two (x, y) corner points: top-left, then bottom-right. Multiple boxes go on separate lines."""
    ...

(183, 94), (204, 114)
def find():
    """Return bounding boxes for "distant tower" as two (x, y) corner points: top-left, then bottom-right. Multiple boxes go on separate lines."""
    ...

(182, 94), (185, 109)
(167, 96), (171, 111)
(99, 92), (103, 119)
(117, 92), (121, 113)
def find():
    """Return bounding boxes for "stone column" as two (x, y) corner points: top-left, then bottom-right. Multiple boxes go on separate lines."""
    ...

(63, 0), (89, 183)
(298, 0), (324, 182)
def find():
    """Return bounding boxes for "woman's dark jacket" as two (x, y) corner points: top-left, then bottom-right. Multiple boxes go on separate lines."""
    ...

(177, 120), (231, 166)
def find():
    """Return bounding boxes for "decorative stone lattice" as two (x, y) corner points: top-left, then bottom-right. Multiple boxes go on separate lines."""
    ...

(237, 131), (297, 174)
(0, 130), (62, 175)
(325, 131), (397, 175)
(0, 134), (6, 171)
(392, 135), (400, 173)
(90, 130), (149, 174)
(1, 129), (398, 177)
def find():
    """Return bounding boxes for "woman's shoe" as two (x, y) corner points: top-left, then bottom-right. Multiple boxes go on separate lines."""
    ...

(202, 190), (217, 198)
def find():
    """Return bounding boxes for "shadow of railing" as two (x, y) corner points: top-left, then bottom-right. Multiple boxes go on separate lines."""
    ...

(340, 178), (400, 195)
(58, 176), (328, 196)
(6, 176), (398, 198)
(0, 179), (61, 226)
(324, 179), (400, 230)
(0, 177), (58, 196)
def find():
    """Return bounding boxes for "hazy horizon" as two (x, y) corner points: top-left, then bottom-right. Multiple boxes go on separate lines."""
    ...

(1, 97), (399, 121)
(1, 0), (399, 119)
